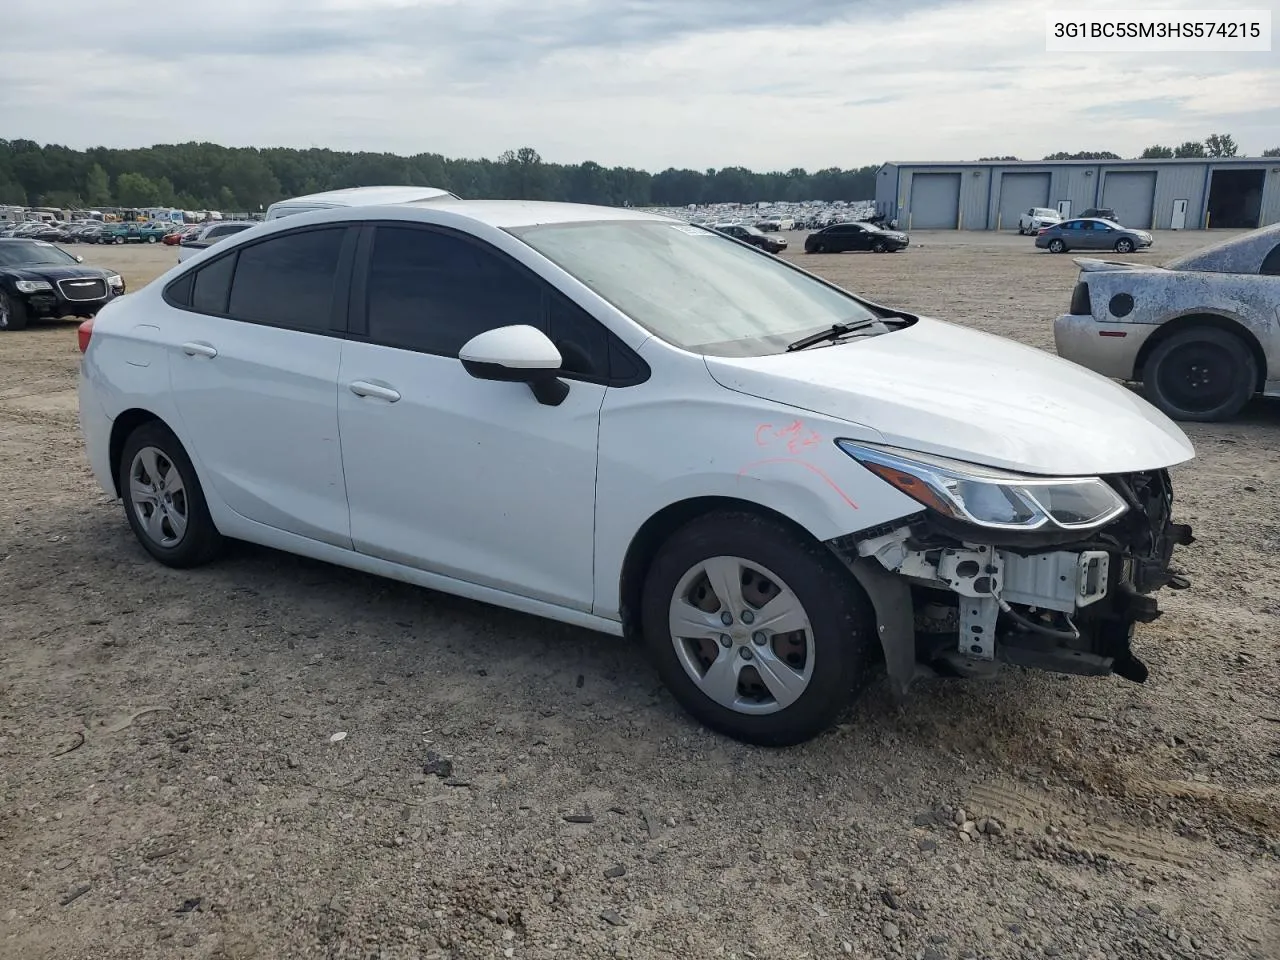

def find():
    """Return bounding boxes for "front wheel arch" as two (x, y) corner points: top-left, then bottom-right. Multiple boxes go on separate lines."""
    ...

(1133, 314), (1267, 393)
(618, 497), (828, 644)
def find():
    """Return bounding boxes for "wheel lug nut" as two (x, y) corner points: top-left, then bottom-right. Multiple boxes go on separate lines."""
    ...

(739, 647), (753, 660)
(741, 610), (755, 624)
(719, 635), (732, 647)
(752, 631), (767, 646)
(720, 611), (733, 626)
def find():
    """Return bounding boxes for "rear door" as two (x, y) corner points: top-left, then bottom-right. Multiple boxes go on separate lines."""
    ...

(162, 224), (359, 547)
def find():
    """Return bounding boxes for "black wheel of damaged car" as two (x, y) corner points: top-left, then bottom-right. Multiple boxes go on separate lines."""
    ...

(1144, 326), (1256, 422)
(641, 510), (877, 746)
(1048, 239), (1066, 253)
(872, 240), (887, 253)
(0, 291), (29, 331)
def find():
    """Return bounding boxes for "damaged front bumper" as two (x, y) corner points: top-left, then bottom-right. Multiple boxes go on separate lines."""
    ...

(828, 468), (1193, 696)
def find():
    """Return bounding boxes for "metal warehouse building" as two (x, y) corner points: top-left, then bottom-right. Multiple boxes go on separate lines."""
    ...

(874, 158), (1280, 231)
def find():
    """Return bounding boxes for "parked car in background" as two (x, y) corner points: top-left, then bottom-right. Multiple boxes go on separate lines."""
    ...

(101, 221), (171, 244)
(804, 221), (910, 254)
(712, 222), (788, 253)
(164, 225), (202, 246)
(1036, 219), (1152, 255)
(1018, 207), (1061, 235)
(0, 238), (124, 331)
(1080, 208), (1118, 222)
(1054, 223), (1280, 422)
(176, 220), (258, 262)
(77, 199), (1195, 746)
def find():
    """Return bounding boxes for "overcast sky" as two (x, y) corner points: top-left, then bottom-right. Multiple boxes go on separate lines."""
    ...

(3, 0), (1277, 170)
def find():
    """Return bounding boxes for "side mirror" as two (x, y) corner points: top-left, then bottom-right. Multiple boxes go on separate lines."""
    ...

(459, 324), (569, 406)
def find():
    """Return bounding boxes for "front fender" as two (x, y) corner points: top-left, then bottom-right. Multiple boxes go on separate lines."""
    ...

(591, 386), (923, 620)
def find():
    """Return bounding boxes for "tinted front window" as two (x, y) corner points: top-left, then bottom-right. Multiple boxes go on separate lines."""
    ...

(513, 220), (878, 357)
(226, 228), (345, 331)
(0, 240), (77, 266)
(365, 226), (542, 356)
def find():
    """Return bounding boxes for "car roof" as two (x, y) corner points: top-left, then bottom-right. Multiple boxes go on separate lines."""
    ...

(270, 186), (460, 208)
(1163, 221), (1280, 274)
(396, 199), (675, 229)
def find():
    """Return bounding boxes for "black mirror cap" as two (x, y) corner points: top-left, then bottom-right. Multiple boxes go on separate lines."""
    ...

(461, 357), (570, 407)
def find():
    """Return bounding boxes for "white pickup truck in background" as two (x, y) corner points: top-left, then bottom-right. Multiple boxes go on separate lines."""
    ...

(1018, 207), (1061, 235)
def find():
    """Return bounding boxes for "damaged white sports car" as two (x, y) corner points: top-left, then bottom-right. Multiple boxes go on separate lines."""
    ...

(1054, 223), (1280, 421)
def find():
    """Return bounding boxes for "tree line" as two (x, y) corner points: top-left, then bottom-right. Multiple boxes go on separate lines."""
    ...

(0, 139), (881, 212)
(4, 133), (1276, 213)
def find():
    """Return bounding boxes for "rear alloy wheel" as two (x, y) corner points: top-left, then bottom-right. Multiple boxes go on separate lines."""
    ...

(114, 235), (124, 244)
(0, 291), (30, 331)
(641, 511), (876, 746)
(1143, 326), (1256, 422)
(1114, 238), (1134, 253)
(119, 421), (224, 567)
(1048, 238), (1066, 253)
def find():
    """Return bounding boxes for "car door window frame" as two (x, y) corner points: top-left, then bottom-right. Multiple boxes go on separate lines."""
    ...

(162, 223), (359, 337)
(347, 221), (649, 388)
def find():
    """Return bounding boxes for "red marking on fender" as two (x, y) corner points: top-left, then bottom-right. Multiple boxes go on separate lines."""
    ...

(1099, 330), (1128, 337)
(755, 420), (822, 454)
(738, 457), (858, 510)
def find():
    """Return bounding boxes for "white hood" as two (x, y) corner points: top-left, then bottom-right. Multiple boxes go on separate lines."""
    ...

(704, 317), (1194, 476)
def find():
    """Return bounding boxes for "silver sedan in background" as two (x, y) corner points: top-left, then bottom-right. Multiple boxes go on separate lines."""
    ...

(1036, 218), (1153, 255)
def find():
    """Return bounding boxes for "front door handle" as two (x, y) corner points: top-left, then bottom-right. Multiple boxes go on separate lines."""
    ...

(181, 341), (217, 358)
(349, 380), (401, 403)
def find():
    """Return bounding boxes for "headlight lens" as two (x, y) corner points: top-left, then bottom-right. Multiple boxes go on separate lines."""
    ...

(14, 279), (53, 293)
(837, 441), (1128, 531)
(107, 273), (124, 288)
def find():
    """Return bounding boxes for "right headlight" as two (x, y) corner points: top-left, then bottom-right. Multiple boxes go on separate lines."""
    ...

(836, 441), (1128, 531)
(14, 280), (53, 293)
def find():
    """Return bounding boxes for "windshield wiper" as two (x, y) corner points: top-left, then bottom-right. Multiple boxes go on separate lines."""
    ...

(785, 319), (886, 352)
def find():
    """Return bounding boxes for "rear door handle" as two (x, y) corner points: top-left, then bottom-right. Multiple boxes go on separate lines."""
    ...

(181, 341), (217, 358)
(349, 380), (401, 403)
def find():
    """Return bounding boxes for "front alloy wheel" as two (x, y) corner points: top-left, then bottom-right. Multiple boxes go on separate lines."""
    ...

(641, 511), (876, 746)
(669, 556), (815, 715)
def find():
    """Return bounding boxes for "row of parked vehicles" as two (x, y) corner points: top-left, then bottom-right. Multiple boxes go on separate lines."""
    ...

(0, 218), (179, 244)
(2, 183), (1275, 749)
(707, 216), (910, 256)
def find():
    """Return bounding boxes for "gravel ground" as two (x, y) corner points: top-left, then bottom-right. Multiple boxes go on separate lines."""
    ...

(2, 231), (1278, 960)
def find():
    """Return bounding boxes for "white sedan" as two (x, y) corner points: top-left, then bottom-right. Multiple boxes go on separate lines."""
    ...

(78, 199), (1196, 745)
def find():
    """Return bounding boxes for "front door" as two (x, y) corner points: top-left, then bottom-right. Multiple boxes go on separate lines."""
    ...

(163, 225), (358, 547)
(336, 223), (606, 610)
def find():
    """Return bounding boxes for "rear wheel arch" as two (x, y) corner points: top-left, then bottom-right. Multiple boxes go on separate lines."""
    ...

(1134, 314), (1267, 392)
(618, 497), (833, 642)
(108, 409), (170, 496)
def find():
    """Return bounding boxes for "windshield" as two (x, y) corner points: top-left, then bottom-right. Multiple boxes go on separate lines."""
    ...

(0, 240), (78, 267)
(1034, 208), (1058, 217)
(512, 220), (879, 357)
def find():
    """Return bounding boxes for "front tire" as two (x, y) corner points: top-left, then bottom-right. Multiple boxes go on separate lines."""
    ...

(1048, 239), (1066, 253)
(872, 240), (887, 253)
(1142, 326), (1256, 422)
(641, 511), (877, 746)
(1115, 238), (1134, 253)
(0, 291), (30, 331)
(119, 421), (224, 567)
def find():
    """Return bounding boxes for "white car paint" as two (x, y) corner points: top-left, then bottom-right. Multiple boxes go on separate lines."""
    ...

(77, 198), (1197, 741)
(264, 185), (460, 220)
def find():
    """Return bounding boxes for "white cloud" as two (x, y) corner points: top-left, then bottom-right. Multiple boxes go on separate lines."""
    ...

(1, 0), (1275, 169)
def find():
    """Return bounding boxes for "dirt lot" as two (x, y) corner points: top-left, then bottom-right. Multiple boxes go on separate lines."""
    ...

(2, 232), (1278, 960)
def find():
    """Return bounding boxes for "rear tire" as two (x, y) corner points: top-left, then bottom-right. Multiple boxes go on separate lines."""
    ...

(1048, 239), (1066, 253)
(640, 511), (877, 746)
(119, 421), (224, 567)
(0, 292), (30, 331)
(1142, 326), (1256, 422)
